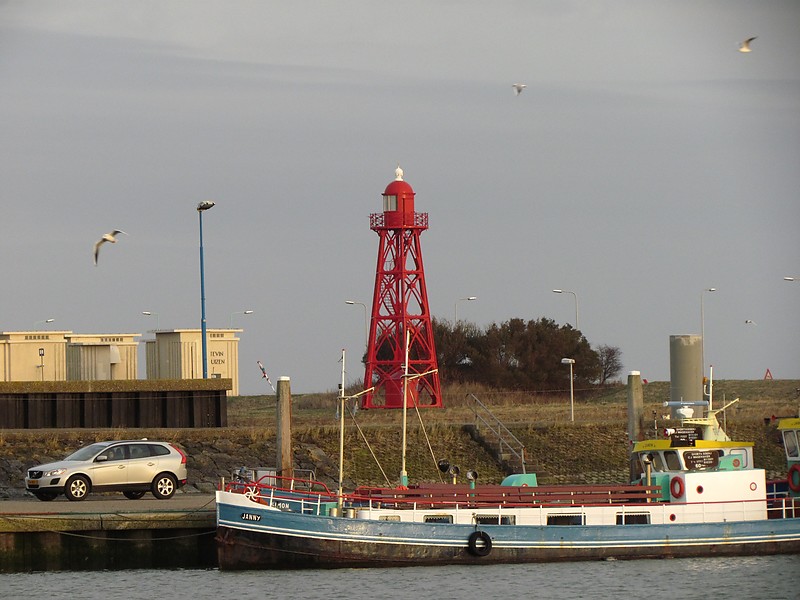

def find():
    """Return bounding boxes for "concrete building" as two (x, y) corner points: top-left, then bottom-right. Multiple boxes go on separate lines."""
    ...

(0, 329), (242, 395)
(0, 331), (71, 382)
(0, 331), (140, 382)
(144, 329), (241, 396)
(65, 333), (140, 381)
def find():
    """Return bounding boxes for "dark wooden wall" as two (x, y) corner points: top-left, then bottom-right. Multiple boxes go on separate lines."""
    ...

(0, 380), (230, 428)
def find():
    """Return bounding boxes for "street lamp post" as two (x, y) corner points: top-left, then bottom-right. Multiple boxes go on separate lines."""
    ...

(454, 296), (477, 324)
(552, 289), (579, 330)
(197, 200), (215, 379)
(141, 311), (160, 330)
(33, 319), (54, 330)
(561, 358), (575, 422)
(700, 287), (716, 375)
(345, 300), (368, 348)
(230, 310), (254, 328)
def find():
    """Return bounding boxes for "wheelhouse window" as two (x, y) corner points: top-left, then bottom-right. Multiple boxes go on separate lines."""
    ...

(648, 452), (665, 471)
(664, 450), (681, 470)
(784, 430), (799, 459)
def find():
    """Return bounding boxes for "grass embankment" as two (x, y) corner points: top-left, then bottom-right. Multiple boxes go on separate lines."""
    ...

(0, 380), (797, 494)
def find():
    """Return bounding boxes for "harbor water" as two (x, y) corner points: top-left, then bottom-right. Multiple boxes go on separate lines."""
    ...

(2, 555), (798, 600)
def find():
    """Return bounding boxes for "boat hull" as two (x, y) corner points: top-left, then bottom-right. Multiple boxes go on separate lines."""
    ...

(215, 493), (800, 569)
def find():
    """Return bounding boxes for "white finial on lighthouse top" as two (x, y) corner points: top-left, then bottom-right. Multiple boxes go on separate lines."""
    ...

(395, 164), (404, 181)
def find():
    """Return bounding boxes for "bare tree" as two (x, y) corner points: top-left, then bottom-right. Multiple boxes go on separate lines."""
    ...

(597, 345), (623, 384)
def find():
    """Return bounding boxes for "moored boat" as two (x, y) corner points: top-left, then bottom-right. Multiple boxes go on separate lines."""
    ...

(215, 399), (800, 569)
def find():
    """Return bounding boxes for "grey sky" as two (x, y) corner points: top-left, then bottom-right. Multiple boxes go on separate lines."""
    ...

(2, 1), (798, 395)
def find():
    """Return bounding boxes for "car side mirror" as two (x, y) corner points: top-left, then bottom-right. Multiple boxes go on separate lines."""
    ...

(96, 455), (108, 462)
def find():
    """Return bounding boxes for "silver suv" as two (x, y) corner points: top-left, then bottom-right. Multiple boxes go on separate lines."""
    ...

(25, 440), (188, 501)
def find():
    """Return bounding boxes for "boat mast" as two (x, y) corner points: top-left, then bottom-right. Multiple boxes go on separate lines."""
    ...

(400, 329), (411, 488)
(338, 349), (346, 507)
(398, 330), (438, 488)
(336, 349), (373, 508)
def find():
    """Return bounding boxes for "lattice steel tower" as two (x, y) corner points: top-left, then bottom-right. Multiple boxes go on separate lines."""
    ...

(361, 167), (442, 409)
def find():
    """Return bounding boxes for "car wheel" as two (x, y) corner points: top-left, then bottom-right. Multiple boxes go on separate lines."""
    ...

(34, 491), (58, 501)
(64, 475), (90, 501)
(152, 473), (177, 499)
(123, 490), (146, 500)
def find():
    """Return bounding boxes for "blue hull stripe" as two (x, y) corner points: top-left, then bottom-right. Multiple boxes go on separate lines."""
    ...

(217, 502), (800, 551)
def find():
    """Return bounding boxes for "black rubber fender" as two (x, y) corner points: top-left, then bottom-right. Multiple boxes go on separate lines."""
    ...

(467, 530), (492, 557)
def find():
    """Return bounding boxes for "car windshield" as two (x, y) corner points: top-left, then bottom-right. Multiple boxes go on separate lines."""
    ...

(64, 443), (109, 462)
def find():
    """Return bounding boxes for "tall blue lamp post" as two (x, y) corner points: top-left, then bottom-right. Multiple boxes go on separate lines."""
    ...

(197, 200), (215, 378)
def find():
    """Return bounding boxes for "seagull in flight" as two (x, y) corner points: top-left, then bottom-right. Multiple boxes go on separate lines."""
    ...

(93, 229), (127, 265)
(739, 36), (757, 52)
(512, 83), (527, 96)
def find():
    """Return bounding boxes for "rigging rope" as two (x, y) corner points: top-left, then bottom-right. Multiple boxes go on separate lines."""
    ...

(411, 393), (444, 483)
(347, 400), (392, 487)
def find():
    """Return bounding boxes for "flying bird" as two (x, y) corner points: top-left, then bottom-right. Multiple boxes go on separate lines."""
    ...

(739, 36), (757, 52)
(512, 83), (527, 96)
(93, 229), (127, 265)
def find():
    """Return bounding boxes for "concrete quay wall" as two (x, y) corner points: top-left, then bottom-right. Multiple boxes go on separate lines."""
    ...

(0, 496), (216, 572)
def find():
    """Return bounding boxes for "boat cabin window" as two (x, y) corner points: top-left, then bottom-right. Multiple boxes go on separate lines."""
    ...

(664, 451), (681, 471)
(547, 514), (584, 526)
(616, 513), (650, 525)
(475, 515), (516, 525)
(423, 515), (453, 524)
(639, 450), (690, 472)
(784, 430), (799, 459)
(648, 453), (665, 471)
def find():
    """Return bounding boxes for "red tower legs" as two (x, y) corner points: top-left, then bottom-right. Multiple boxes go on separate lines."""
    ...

(361, 172), (442, 409)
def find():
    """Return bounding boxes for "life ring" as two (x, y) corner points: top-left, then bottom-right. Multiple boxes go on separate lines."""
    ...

(467, 530), (492, 557)
(788, 464), (800, 493)
(670, 477), (684, 499)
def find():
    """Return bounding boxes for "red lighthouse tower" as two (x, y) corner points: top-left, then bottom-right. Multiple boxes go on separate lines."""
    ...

(361, 167), (442, 409)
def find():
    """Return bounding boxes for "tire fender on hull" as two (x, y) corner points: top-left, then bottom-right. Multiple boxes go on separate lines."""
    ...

(467, 530), (492, 557)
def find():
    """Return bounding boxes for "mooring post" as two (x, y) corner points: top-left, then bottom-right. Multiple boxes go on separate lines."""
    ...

(627, 370), (645, 450)
(276, 376), (293, 479)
